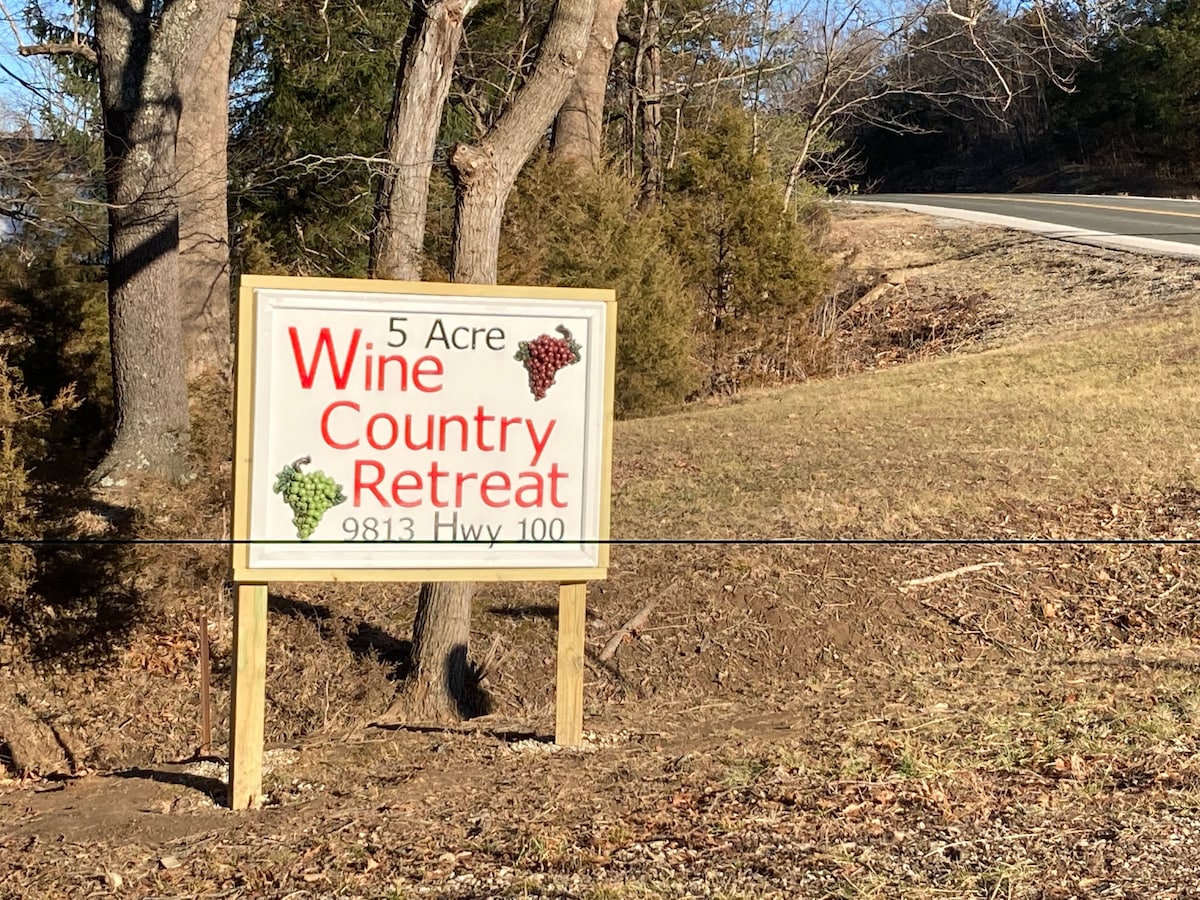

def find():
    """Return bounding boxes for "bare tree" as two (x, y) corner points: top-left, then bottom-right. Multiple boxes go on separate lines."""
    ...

(177, 2), (240, 378)
(448, 0), (597, 283)
(92, 0), (238, 482)
(551, 0), (626, 169)
(770, 0), (1097, 209)
(617, 0), (797, 208)
(635, 0), (663, 208)
(9, 0), (239, 480)
(370, 0), (480, 281)
(375, 0), (596, 724)
(369, 0), (482, 725)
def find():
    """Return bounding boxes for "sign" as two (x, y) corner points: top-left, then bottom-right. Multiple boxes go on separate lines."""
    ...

(231, 276), (616, 582)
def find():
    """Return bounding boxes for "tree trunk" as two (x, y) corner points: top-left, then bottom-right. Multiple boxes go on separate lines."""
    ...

(95, 2), (189, 483)
(448, 144), (508, 284)
(371, 0), (485, 725)
(386, 581), (482, 722)
(781, 125), (819, 214)
(449, 0), (597, 283)
(551, 0), (625, 169)
(177, 2), (240, 378)
(93, 0), (236, 485)
(636, 0), (662, 210)
(370, 0), (479, 281)
(379, 0), (595, 725)
(626, 30), (644, 182)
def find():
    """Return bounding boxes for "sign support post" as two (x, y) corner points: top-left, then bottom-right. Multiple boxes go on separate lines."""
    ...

(555, 581), (587, 746)
(229, 583), (268, 810)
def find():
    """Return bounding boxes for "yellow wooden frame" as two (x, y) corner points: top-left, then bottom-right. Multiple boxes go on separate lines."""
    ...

(229, 275), (614, 808)
(231, 274), (616, 583)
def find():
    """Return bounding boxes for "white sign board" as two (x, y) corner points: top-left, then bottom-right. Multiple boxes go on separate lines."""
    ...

(232, 276), (616, 582)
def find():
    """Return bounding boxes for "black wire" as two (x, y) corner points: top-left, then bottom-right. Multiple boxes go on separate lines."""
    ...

(2, 536), (1198, 547)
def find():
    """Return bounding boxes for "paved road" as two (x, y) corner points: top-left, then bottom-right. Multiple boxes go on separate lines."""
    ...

(846, 193), (1200, 258)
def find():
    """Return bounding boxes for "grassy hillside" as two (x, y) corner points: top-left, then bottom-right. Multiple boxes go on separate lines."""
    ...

(4, 210), (1200, 898)
(617, 313), (1200, 538)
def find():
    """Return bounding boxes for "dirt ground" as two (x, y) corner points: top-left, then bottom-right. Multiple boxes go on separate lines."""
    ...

(5, 208), (1200, 898)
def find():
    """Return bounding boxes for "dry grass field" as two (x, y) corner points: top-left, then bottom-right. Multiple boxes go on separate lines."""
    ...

(4, 208), (1200, 898)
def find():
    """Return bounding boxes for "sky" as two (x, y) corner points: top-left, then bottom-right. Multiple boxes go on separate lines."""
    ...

(2, 25), (49, 131)
(0, 3), (89, 134)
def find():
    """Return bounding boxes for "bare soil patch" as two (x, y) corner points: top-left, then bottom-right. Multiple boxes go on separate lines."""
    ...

(5, 208), (1200, 898)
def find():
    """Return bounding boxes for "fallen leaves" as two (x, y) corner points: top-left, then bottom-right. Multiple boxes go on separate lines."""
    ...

(1050, 754), (1089, 780)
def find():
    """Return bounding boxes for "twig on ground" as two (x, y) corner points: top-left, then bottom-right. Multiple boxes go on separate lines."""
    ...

(476, 634), (504, 682)
(900, 561), (1004, 591)
(918, 599), (1032, 656)
(599, 602), (658, 662)
(836, 272), (906, 324)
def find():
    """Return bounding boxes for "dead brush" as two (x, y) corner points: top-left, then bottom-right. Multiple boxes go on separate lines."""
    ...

(835, 281), (1004, 371)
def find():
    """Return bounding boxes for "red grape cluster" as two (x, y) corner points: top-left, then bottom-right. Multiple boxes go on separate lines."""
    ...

(515, 325), (582, 400)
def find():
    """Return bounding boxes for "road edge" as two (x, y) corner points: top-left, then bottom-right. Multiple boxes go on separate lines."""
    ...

(842, 199), (1200, 259)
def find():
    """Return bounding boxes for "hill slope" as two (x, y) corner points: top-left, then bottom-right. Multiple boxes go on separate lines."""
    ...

(5, 208), (1200, 898)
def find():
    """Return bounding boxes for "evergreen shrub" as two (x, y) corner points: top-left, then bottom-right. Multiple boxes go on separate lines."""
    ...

(0, 357), (62, 626)
(664, 106), (831, 390)
(666, 106), (829, 325)
(500, 157), (697, 418)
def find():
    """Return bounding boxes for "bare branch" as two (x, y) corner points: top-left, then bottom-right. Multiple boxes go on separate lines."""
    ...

(662, 60), (794, 99)
(1, 0), (97, 65)
(18, 41), (97, 64)
(761, 0), (1108, 196)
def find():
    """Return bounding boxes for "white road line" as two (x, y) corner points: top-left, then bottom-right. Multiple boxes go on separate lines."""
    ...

(845, 200), (1200, 259)
(949, 194), (1200, 221)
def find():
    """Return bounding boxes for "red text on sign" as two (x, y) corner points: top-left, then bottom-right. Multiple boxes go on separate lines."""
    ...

(353, 459), (569, 509)
(290, 327), (443, 393)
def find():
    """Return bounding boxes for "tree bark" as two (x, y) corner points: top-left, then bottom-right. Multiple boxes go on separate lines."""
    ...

(449, 0), (597, 283)
(551, 0), (625, 169)
(384, 580), (482, 723)
(93, 0), (236, 484)
(177, 2), (240, 377)
(636, 0), (662, 210)
(379, 0), (594, 725)
(370, 0), (479, 281)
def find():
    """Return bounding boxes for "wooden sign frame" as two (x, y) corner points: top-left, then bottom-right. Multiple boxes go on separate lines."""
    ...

(228, 276), (616, 810)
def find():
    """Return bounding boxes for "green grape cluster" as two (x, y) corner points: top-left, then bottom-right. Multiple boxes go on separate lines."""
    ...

(273, 456), (346, 539)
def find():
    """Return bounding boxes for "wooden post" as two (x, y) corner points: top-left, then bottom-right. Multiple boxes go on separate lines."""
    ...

(199, 614), (212, 755)
(229, 582), (268, 810)
(555, 581), (587, 746)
